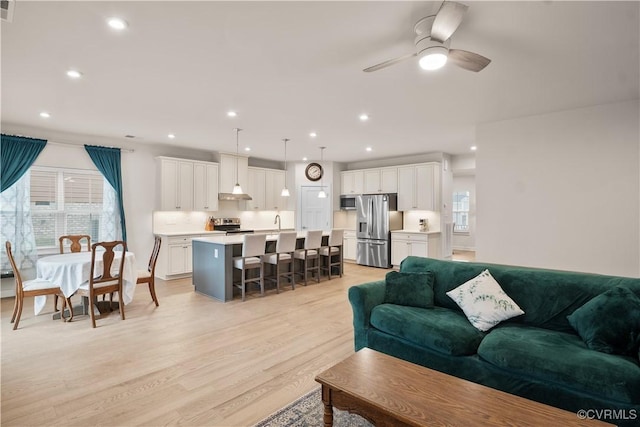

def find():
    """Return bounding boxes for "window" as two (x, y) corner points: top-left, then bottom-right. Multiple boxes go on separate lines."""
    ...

(452, 191), (470, 233)
(30, 167), (104, 249)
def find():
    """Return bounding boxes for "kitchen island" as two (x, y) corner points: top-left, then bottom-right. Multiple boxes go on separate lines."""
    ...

(192, 232), (328, 302)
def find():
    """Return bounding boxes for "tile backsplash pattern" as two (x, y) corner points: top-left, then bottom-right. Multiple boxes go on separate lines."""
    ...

(153, 209), (295, 234)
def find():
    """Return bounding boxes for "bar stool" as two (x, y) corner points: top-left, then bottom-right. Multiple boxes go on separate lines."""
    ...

(294, 230), (322, 285)
(320, 229), (344, 279)
(233, 234), (266, 301)
(262, 231), (297, 293)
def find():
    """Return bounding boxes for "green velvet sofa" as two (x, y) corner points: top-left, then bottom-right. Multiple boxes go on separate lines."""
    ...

(348, 256), (640, 426)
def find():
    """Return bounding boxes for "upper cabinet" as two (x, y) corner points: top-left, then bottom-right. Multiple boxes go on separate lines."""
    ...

(341, 170), (364, 195)
(157, 157), (194, 211)
(397, 163), (441, 211)
(363, 167), (398, 194)
(157, 157), (219, 211)
(193, 161), (219, 211)
(245, 167), (287, 211)
(219, 153), (248, 196)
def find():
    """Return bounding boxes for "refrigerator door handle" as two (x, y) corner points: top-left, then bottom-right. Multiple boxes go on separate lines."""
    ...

(368, 198), (373, 236)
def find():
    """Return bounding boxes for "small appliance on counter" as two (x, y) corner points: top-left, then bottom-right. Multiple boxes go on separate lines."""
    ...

(419, 218), (429, 232)
(212, 218), (255, 235)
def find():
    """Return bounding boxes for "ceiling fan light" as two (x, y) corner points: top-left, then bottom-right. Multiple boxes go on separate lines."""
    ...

(419, 50), (448, 70)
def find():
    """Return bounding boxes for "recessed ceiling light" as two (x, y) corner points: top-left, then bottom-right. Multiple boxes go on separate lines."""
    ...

(66, 70), (82, 79)
(227, 111), (237, 117)
(302, 157), (308, 161)
(39, 112), (51, 118)
(168, 134), (176, 139)
(470, 146), (477, 151)
(309, 132), (317, 138)
(366, 147), (372, 152)
(245, 147), (251, 152)
(359, 114), (369, 121)
(107, 17), (128, 31)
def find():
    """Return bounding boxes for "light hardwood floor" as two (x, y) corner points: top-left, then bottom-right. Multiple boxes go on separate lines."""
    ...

(1, 263), (387, 427)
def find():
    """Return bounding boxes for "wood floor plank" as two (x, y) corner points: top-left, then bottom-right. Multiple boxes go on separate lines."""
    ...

(1, 263), (387, 426)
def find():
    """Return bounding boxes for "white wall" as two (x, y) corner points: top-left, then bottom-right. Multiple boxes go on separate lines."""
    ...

(476, 100), (640, 277)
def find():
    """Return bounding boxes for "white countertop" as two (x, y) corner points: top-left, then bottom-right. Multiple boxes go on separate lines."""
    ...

(392, 229), (441, 235)
(155, 231), (226, 237)
(193, 231), (329, 246)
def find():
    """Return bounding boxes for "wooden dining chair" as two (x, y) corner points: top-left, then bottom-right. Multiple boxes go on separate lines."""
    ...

(137, 236), (161, 306)
(5, 241), (70, 330)
(75, 241), (126, 328)
(58, 234), (91, 253)
(233, 233), (266, 301)
(55, 234), (91, 311)
(294, 230), (323, 285)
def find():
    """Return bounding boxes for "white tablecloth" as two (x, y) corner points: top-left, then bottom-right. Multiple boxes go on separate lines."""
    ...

(34, 251), (138, 315)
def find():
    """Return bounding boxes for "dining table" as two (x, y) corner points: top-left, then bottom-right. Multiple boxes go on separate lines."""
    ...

(34, 251), (138, 315)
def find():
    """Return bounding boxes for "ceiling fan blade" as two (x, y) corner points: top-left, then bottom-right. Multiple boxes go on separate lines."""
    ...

(430, 2), (469, 43)
(363, 52), (417, 72)
(448, 49), (491, 72)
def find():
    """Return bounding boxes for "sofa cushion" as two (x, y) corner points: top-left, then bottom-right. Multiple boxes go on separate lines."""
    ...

(384, 271), (434, 309)
(446, 269), (524, 331)
(399, 256), (640, 333)
(370, 304), (485, 356)
(567, 285), (640, 356)
(477, 324), (640, 404)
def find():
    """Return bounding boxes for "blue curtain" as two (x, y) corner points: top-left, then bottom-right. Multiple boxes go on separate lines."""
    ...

(84, 145), (127, 243)
(1, 134), (47, 192)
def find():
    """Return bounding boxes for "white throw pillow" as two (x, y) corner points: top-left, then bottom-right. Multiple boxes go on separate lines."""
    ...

(446, 269), (524, 331)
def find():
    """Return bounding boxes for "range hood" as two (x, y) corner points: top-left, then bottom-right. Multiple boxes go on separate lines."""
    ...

(218, 192), (252, 201)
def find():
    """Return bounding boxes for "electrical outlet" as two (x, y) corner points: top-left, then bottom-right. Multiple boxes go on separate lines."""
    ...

(214, 249), (218, 258)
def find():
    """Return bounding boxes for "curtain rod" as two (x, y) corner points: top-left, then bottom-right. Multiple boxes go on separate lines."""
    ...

(48, 140), (135, 153)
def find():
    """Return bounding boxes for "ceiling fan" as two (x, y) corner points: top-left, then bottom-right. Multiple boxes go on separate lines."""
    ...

(364, 1), (491, 73)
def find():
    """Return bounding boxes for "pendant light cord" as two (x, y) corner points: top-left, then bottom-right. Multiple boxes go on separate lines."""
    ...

(235, 128), (242, 185)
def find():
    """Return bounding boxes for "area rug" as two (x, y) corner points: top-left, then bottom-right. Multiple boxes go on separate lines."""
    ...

(254, 387), (373, 427)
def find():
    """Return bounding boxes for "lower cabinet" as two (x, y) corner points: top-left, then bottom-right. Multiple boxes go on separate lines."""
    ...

(156, 234), (205, 279)
(391, 232), (441, 267)
(343, 230), (357, 261)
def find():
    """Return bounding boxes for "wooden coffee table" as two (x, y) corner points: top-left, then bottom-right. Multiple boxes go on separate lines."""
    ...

(315, 348), (613, 427)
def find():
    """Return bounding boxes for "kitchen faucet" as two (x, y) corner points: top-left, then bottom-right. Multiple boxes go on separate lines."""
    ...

(274, 214), (281, 231)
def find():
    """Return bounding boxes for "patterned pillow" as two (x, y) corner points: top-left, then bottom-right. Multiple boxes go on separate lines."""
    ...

(446, 269), (525, 331)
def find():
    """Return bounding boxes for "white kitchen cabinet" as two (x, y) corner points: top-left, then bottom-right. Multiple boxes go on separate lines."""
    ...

(246, 167), (266, 210)
(343, 230), (357, 261)
(341, 170), (364, 195)
(265, 169), (286, 210)
(157, 157), (194, 211)
(156, 234), (206, 279)
(245, 167), (286, 211)
(391, 232), (441, 266)
(219, 153), (249, 196)
(397, 163), (440, 211)
(364, 167), (398, 194)
(193, 162), (219, 211)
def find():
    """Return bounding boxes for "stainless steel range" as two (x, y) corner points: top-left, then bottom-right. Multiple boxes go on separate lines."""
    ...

(213, 218), (254, 235)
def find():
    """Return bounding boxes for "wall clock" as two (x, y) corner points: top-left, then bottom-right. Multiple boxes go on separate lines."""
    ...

(305, 162), (323, 181)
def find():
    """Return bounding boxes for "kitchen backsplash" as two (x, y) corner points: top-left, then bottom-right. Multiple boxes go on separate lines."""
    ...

(403, 211), (440, 232)
(153, 209), (295, 233)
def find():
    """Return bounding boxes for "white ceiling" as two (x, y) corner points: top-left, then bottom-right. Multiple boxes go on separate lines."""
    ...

(2, 1), (638, 163)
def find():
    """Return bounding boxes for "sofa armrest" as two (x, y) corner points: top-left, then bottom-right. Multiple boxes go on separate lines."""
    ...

(348, 280), (386, 351)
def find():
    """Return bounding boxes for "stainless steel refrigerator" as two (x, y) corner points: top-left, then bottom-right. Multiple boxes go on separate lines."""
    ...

(356, 194), (402, 268)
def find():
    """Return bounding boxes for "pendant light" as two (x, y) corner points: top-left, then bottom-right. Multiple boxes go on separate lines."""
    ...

(281, 138), (290, 197)
(232, 128), (244, 195)
(219, 128), (252, 200)
(318, 146), (327, 199)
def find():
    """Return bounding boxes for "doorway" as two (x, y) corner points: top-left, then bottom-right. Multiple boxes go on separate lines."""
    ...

(298, 186), (331, 231)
